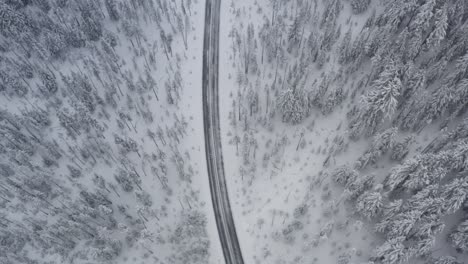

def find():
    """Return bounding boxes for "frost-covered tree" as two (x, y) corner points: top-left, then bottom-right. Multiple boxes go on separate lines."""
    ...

(391, 135), (414, 161)
(355, 127), (397, 169)
(39, 70), (58, 95)
(242, 23), (257, 74)
(350, 0), (371, 14)
(425, 6), (448, 50)
(413, 235), (436, 257)
(170, 210), (210, 264)
(342, 174), (374, 201)
(337, 250), (353, 264)
(373, 236), (410, 264)
(80, 4), (103, 41)
(356, 191), (383, 219)
(0, 2), (32, 37)
(105, 0), (119, 21)
(278, 88), (309, 124)
(449, 218), (468, 253)
(349, 59), (401, 138)
(385, 141), (468, 193)
(428, 256), (462, 264)
(338, 27), (352, 64)
(441, 178), (468, 214)
(331, 165), (359, 186)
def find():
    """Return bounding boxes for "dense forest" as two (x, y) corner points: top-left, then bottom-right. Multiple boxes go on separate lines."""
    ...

(0, 0), (211, 263)
(1, 0), (468, 264)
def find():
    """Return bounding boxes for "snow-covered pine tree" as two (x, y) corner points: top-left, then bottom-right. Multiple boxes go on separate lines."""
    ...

(278, 88), (309, 124)
(331, 165), (359, 186)
(391, 135), (414, 161)
(425, 5), (448, 50)
(349, 59), (401, 138)
(356, 191), (383, 219)
(342, 174), (374, 201)
(373, 236), (410, 264)
(350, 0), (371, 15)
(355, 127), (397, 169)
(429, 256), (462, 264)
(449, 218), (468, 253)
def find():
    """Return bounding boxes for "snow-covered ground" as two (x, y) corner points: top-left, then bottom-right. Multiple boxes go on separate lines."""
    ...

(219, 0), (468, 264)
(114, 0), (224, 262)
(219, 1), (375, 263)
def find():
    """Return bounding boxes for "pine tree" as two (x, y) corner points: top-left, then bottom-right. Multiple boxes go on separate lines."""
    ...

(376, 209), (420, 238)
(287, 15), (302, 54)
(449, 218), (468, 253)
(373, 236), (410, 264)
(105, 0), (119, 21)
(410, 0), (436, 33)
(350, 0), (371, 15)
(413, 235), (435, 257)
(381, 199), (403, 222)
(40, 70), (58, 94)
(411, 215), (444, 243)
(384, 152), (452, 193)
(338, 27), (352, 64)
(429, 256), (461, 264)
(355, 127), (397, 169)
(278, 88), (309, 124)
(80, 6), (103, 41)
(337, 250), (353, 264)
(356, 191), (383, 219)
(342, 174), (374, 201)
(331, 165), (359, 186)
(425, 6), (448, 50)
(349, 59), (401, 138)
(391, 135), (414, 161)
(442, 178), (468, 214)
(0, 2), (31, 37)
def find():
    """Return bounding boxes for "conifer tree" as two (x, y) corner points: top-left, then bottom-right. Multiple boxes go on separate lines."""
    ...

(349, 59), (401, 138)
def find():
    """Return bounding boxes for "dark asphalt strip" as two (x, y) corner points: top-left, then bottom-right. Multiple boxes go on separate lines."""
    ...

(202, 0), (245, 263)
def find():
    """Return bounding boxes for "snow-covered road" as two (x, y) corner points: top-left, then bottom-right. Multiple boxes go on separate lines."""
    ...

(202, 0), (244, 263)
